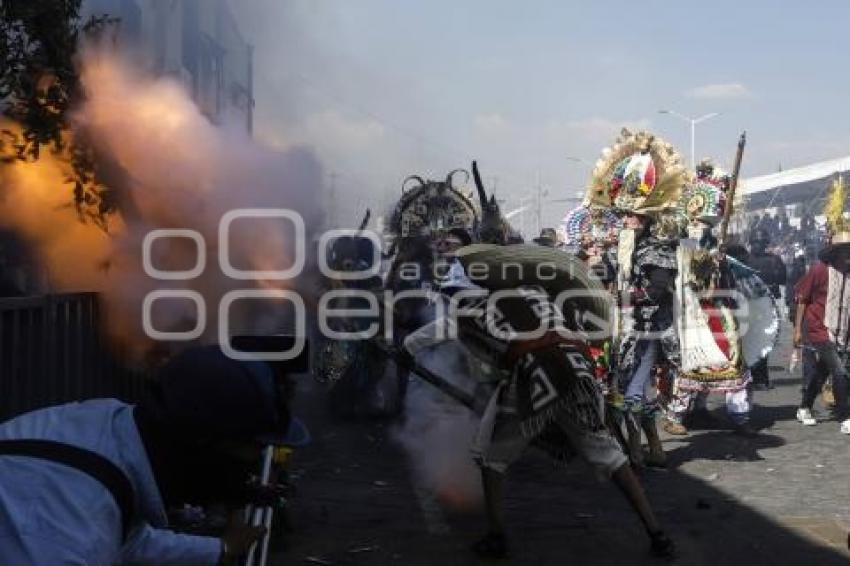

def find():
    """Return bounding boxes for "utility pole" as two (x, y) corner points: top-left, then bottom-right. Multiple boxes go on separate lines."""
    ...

(535, 171), (543, 236)
(328, 171), (338, 228)
(536, 188), (542, 236)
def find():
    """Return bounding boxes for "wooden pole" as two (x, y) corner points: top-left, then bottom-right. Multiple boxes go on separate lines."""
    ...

(719, 132), (747, 248)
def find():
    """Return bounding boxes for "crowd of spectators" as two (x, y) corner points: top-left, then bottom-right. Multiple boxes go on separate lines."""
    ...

(744, 210), (826, 267)
(738, 210), (827, 322)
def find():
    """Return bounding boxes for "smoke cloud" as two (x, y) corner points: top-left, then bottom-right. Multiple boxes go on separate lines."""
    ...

(392, 343), (484, 510)
(0, 50), (324, 360)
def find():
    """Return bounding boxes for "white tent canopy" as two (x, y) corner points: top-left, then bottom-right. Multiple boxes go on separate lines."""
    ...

(739, 155), (850, 211)
(742, 155), (850, 196)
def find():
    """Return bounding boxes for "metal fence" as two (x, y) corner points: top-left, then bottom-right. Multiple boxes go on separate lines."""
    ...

(0, 293), (150, 421)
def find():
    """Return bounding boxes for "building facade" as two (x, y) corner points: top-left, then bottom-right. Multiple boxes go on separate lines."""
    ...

(83, 0), (253, 132)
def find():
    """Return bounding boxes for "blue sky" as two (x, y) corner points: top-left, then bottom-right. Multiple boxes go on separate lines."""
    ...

(233, 0), (850, 231)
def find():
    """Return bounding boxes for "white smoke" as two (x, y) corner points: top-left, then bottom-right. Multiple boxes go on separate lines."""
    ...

(0, 50), (324, 359)
(392, 343), (484, 510)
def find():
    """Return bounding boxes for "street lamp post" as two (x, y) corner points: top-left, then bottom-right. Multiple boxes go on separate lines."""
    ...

(658, 110), (721, 167)
(564, 155), (592, 205)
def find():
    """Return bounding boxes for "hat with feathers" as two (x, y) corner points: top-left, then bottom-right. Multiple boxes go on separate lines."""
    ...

(820, 175), (850, 262)
(586, 128), (690, 215)
(680, 180), (727, 226)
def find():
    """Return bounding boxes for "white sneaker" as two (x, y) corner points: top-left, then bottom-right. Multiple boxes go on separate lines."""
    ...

(840, 419), (850, 434)
(796, 408), (817, 426)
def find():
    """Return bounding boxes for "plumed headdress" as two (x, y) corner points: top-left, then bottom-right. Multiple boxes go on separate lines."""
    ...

(389, 170), (479, 238)
(824, 175), (849, 236)
(680, 180), (727, 226)
(562, 205), (620, 247)
(586, 128), (690, 215)
(820, 175), (850, 262)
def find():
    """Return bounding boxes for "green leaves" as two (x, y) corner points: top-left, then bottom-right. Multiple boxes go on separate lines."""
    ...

(0, 0), (118, 228)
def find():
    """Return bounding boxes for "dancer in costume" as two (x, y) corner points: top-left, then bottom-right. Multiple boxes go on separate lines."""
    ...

(385, 170), (480, 299)
(561, 205), (621, 401)
(586, 129), (689, 467)
(400, 243), (675, 560)
(562, 204), (620, 288)
(663, 161), (778, 436)
(317, 170), (480, 418)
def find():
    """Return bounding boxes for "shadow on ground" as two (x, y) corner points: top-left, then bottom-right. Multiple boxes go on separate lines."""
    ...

(274, 381), (849, 566)
(664, 430), (785, 468)
(684, 401), (801, 435)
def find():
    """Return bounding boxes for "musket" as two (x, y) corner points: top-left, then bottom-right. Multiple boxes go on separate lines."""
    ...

(472, 160), (507, 243)
(719, 131), (747, 248)
(371, 339), (478, 411)
(472, 160), (487, 208)
(357, 208), (371, 232)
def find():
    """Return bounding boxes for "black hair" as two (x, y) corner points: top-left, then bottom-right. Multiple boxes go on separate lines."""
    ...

(448, 227), (473, 247)
(133, 346), (288, 507)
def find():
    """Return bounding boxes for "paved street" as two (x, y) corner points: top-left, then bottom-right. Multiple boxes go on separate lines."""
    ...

(276, 325), (850, 565)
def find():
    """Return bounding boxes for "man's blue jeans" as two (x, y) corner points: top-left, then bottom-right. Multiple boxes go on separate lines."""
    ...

(625, 341), (657, 410)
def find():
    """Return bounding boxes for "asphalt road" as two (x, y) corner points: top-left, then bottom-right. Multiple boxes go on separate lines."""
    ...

(273, 324), (850, 565)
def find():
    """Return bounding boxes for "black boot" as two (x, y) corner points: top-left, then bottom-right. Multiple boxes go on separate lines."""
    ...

(472, 532), (509, 559)
(649, 529), (676, 559)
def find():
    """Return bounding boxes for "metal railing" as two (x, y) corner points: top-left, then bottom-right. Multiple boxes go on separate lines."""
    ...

(0, 293), (150, 421)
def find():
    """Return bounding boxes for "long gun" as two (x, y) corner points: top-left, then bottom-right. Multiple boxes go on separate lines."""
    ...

(371, 340), (478, 411)
(473, 160), (507, 243)
(719, 132), (747, 248)
(357, 208), (371, 232)
(472, 160), (488, 209)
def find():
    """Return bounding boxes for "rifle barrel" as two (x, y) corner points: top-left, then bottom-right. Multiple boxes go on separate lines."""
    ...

(373, 341), (478, 410)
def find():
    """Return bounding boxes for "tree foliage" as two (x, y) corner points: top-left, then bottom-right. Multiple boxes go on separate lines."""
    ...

(0, 0), (118, 229)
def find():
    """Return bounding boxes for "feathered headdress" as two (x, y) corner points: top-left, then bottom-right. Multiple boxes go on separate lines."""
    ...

(389, 170), (479, 238)
(818, 175), (850, 262)
(680, 162), (730, 226)
(561, 204), (620, 247)
(586, 128), (690, 215)
(824, 175), (849, 236)
(679, 180), (726, 226)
